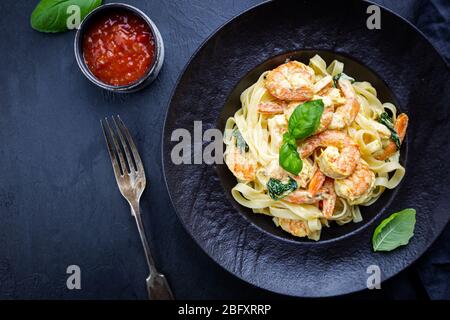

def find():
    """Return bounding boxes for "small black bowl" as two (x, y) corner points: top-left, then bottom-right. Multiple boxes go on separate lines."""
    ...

(74, 3), (164, 93)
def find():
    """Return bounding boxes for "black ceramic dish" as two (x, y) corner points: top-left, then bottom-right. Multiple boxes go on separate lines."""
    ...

(163, 0), (450, 297)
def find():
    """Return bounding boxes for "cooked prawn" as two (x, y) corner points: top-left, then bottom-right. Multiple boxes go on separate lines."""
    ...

(320, 178), (336, 218)
(334, 160), (375, 205)
(308, 169), (326, 196)
(262, 158), (314, 189)
(285, 178), (336, 218)
(316, 104), (334, 133)
(277, 218), (309, 237)
(299, 130), (360, 179)
(224, 136), (257, 182)
(258, 100), (287, 114)
(314, 87), (346, 133)
(375, 113), (409, 161)
(329, 78), (360, 129)
(284, 189), (325, 204)
(265, 61), (315, 101)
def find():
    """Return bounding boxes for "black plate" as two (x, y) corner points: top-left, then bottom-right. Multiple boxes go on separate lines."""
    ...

(163, 0), (450, 297)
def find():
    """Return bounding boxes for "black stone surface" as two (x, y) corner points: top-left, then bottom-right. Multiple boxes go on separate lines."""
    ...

(0, 0), (448, 299)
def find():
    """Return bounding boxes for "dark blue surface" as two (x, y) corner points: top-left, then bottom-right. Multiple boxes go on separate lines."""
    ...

(0, 0), (448, 299)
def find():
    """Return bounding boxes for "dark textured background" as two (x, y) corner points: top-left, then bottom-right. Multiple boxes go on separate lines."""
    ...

(0, 0), (448, 299)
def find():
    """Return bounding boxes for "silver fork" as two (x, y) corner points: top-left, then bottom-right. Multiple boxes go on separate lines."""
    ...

(101, 115), (174, 300)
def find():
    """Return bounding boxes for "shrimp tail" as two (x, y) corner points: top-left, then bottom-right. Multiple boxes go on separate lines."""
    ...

(375, 113), (409, 160)
(308, 169), (326, 196)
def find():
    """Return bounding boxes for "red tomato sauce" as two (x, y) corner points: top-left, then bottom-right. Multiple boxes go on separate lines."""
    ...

(82, 11), (155, 86)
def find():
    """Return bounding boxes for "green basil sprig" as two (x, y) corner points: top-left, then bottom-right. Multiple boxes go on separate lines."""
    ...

(379, 112), (401, 150)
(372, 208), (416, 252)
(267, 177), (298, 200)
(279, 100), (324, 175)
(31, 0), (102, 33)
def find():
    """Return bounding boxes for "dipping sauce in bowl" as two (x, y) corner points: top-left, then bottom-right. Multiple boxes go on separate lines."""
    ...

(82, 10), (155, 86)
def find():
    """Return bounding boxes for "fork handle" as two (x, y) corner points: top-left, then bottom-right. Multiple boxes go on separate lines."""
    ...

(130, 203), (174, 300)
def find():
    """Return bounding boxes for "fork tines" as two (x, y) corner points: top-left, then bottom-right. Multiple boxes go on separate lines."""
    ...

(101, 115), (144, 177)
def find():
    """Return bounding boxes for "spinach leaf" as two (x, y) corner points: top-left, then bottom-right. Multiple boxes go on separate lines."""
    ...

(288, 100), (324, 140)
(232, 128), (249, 152)
(279, 139), (302, 175)
(332, 72), (355, 87)
(379, 112), (401, 149)
(372, 208), (416, 252)
(31, 0), (102, 33)
(267, 177), (298, 200)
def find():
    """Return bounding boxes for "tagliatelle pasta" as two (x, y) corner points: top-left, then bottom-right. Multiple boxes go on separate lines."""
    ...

(224, 54), (408, 241)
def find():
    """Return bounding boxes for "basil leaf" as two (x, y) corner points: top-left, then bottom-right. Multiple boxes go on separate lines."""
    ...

(282, 132), (296, 146)
(31, 0), (102, 33)
(232, 128), (249, 153)
(279, 140), (302, 175)
(267, 177), (298, 200)
(372, 208), (416, 252)
(379, 112), (401, 149)
(278, 100), (323, 176)
(332, 72), (355, 87)
(288, 100), (324, 140)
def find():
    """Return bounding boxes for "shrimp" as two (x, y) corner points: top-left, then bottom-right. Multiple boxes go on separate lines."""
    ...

(329, 78), (360, 129)
(308, 169), (326, 196)
(374, 113), (409, 161)
(224, 134), (257, 182)
(334, 160), (375, 205)
(316, 104), (334, 133)
(299, 130), (361, 179)
(258, 100), (287, 114)
(284, 178), (336, 218)
(314, 87), (346, 133)
(265, 61), (315, 101)
(320, 178), (336, 218)
(277, 218), (309, 237)
(262, 158), (314, 189)
(284, 189), (325, 204)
